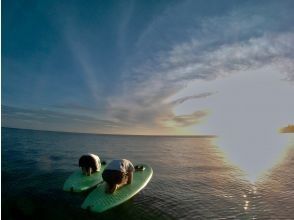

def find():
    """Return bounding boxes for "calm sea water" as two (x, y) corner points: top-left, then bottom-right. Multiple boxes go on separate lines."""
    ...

(2, 127), (294, 219)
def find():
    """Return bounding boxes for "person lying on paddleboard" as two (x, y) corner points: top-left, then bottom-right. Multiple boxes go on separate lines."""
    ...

(79, 153), (101, 176)
(102, 159), (134, 193)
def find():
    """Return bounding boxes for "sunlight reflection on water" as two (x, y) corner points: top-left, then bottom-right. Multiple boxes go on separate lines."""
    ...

(2, 128), (294, 219)
(214, 132), (290, 182)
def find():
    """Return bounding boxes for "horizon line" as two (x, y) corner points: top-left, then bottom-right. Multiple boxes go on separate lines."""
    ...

(1, 126), (217, 138)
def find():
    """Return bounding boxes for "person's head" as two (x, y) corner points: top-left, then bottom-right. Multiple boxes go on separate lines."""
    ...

(79, 155), (97, 176)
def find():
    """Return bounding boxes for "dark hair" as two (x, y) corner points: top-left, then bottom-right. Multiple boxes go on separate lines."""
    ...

(79, 155), (97, 171)
(108, 183), (117, 193)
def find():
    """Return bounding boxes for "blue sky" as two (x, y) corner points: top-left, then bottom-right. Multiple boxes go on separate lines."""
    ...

(2, 0), (294, 134)
(2, 0), (294, 180)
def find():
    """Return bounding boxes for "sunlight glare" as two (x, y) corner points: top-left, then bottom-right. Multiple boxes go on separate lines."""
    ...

(169, 65), (294, 181)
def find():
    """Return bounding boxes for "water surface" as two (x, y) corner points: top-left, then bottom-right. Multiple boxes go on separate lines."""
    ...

(2, 128), (293, 219)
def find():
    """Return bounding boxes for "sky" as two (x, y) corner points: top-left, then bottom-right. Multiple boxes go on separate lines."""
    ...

(2, 0), (294, 179)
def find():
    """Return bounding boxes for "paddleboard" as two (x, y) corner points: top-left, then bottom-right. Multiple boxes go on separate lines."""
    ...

(63, 163), (107, 192)
(81, 164), (153, 212)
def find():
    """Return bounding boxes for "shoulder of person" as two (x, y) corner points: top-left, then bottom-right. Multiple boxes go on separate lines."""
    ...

(123, 159), (134, 171)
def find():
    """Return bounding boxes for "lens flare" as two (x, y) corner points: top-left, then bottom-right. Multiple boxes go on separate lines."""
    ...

(170, 65), (294, 182)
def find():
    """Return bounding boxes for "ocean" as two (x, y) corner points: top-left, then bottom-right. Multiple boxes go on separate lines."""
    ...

(2, 127), (294, 219)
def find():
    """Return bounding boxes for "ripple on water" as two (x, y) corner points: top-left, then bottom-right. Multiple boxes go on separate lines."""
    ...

(253, 146), (294, 219)
(2, 128), (294, 220)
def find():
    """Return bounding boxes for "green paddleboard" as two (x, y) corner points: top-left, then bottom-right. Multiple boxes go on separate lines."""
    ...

(81, 164), (153, 213)
(63, 164), (107, 192)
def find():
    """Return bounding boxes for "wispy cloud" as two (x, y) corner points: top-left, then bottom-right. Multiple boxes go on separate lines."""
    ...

(62, 28), (102, 106)
(164, 111), (208, 127)
(168, 92), (216, 106)
(3, 1), (294, 135)
(2, 105), (121, 133)
(161, 32), (294, 82)
(105, 1), (294, 134)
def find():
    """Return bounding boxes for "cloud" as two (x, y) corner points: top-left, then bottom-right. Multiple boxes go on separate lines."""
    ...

(51, 102), (107, 115)
(120, 2), (294, 96)
(167, 65), (294, 180)
(2, 105), (122, 133)
(165, 32), (294, 83)
(105, 1), (294, 134)
(165, 111), (207, 127)
(168, 92), (216, 106)
(122, 1), (294, 87)
(4, 1), (294, 135)
(62, 28), (102, 105)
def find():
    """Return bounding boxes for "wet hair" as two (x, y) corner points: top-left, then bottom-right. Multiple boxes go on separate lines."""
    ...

(79, 155), (97, 172)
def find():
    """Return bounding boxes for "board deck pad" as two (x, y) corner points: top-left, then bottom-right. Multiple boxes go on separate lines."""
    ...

(63, 164), (107, 192)
(81, 164), (153, 213)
